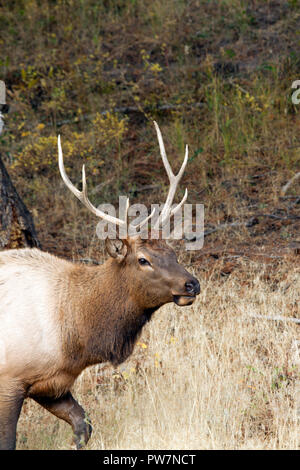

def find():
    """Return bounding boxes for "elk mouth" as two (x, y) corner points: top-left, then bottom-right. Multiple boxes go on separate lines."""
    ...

(173, 295), (196, 306)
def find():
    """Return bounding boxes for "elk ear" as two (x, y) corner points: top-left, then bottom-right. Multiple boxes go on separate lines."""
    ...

(105, 238), (127, 261)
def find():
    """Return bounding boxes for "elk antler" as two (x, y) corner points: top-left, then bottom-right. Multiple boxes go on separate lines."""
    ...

(58, 122), (188, 235)
(153, 121), (188, 229)
(58, 135), (155, 231)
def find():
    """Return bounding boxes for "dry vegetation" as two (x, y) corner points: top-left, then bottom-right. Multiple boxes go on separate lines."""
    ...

(0, 0), (299, 450)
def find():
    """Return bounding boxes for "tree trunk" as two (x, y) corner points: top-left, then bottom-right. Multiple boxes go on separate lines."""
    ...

(0, 155), (40, 249)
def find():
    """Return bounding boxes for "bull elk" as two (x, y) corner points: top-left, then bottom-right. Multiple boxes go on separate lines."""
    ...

(0, 122), (200, 450)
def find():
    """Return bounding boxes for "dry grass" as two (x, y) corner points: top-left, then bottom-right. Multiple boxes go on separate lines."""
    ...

(16, 258), (299, 450)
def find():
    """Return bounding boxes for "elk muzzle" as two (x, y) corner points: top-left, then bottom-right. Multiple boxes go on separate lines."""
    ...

(173, 275), (200, 306)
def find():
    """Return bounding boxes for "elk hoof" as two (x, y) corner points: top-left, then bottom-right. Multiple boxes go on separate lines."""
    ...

(74, 419), (93, 449)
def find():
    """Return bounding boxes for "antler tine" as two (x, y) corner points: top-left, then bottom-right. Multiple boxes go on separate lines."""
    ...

(153, 122), (188, 229)
(153, 120), (174, 182)
(171, 187), (188, 217)
(58, 135), (126, 227)
(58, 135), (81, 200)
(177, 144), (189, 181)
(132, 206), (156, 233)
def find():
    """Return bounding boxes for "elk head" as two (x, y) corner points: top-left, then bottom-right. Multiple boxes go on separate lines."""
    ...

(58, 121), (200, 308)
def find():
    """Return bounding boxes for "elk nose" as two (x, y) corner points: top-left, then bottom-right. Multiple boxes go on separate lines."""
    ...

(185, 279), (200, 295)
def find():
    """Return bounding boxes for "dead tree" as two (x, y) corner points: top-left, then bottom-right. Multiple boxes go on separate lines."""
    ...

(0, 79), (40, 249)
(0, 155), (40, 249)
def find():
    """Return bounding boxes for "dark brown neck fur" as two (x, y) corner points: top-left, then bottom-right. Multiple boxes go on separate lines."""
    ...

(60, 259), (160, 372)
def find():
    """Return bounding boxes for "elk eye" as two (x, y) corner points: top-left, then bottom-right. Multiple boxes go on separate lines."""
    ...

(138, 258), (151, 266)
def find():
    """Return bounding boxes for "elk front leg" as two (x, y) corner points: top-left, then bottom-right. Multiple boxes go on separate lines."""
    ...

(33, 392), (92, 449)
(0, 379), (24, 450)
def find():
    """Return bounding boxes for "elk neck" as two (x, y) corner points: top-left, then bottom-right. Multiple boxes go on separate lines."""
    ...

(59, 258), (160, 371)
